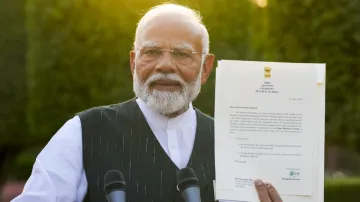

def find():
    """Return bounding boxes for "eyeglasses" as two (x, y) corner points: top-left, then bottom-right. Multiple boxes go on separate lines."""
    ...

(137, 47), (204, 65)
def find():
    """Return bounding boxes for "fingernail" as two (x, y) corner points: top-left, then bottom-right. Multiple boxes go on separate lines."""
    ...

(265, 182), (271, 188)
(255, 179), (263, 185)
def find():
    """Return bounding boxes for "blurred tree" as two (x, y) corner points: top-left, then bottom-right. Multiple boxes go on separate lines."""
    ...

(265, 0), (360, 151)
(0, 0), (27, 146)
(0, 0), (27, 181)
(26, 0), (135, 144)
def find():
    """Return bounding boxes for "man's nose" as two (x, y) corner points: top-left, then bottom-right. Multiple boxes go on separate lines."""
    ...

(155, 52), (176, 73)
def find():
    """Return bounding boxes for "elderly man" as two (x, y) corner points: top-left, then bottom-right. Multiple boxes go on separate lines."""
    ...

(12, 3), (282, 202)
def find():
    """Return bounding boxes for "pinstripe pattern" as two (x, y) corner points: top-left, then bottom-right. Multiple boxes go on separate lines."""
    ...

(79, 99), (215, 202)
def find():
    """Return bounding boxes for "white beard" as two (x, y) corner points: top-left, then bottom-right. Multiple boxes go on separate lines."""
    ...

(133, 68), (202, 115)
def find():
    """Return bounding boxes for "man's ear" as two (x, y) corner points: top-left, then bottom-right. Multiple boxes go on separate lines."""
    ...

(130, 50), (136, 75)
(201, 54), (215, 85)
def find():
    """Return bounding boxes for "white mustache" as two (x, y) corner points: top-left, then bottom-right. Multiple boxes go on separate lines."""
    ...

(145, 73), (187, 88)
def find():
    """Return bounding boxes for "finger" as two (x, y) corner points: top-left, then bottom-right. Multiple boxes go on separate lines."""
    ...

(265, 182), (282, 202)
(254, 179), (272, 202)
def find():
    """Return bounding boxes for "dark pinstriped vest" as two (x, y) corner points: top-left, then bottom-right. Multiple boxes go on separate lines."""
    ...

(78, 99), (215, 202)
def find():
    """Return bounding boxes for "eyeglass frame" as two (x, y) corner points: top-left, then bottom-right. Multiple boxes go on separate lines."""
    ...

(134, 46), (207, 65)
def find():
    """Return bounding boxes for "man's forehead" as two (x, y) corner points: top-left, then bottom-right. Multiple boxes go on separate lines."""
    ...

(137, 15), (203, 51)
(140, 41), (195, 50)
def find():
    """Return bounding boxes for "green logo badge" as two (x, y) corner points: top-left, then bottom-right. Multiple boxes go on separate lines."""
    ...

(289, 171), (300, 177)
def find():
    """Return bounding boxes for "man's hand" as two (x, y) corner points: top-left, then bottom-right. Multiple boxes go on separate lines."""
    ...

(254, 179), (283, 202)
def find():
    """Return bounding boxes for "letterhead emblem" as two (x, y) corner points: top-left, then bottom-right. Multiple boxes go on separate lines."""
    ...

(264, 66), (272, 78)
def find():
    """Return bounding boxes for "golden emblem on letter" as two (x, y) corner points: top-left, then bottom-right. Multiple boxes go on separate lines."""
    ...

(264, 66), (272, 78)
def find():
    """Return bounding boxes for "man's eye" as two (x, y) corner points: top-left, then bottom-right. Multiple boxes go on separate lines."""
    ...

(145, 49), (161, 55)
(174, 51), (190, 58)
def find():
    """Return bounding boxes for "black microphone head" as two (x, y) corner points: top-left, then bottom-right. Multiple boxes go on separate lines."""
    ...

(177, 167), (199, 192)
(104, 170), (126, 195)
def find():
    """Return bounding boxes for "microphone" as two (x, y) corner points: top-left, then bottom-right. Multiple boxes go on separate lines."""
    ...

(177, 167), (201, 202)
(104, 170), (126, 202)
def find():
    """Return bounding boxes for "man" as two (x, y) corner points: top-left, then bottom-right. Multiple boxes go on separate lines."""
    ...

(12, 3), (282, 202)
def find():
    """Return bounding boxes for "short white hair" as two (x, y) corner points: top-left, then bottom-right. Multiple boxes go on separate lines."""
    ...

(133, 3), (210, 54)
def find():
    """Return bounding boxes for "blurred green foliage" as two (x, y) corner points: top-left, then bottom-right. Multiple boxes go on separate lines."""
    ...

(0, 0), (27, 146)
(325, 178), (360, 201)
(26, 0), (134, 144)
(0, 0), (359, 190)
(0, 0), (27, 183)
